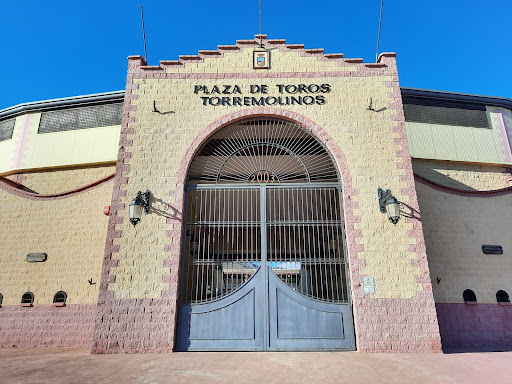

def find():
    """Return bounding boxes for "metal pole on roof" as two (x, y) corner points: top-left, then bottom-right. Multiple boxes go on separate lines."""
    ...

(141, 5), (148, 64)
(259, 0), (263, 47)
(376, 1), (383, 62)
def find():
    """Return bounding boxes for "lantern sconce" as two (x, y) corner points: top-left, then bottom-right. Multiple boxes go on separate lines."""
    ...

(129, 190), (151, 226)
(378, 187), (401, 225)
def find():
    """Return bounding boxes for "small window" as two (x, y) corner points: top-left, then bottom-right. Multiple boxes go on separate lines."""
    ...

(496, 290), (510, 303)
(0, 293), (3, 306)
(463, 289), (477, 302)
(21, 292), (34, 305)
(53, 291), (67, 304)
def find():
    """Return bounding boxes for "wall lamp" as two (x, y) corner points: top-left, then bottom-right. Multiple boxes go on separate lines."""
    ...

(378, 188), (401, 225)
(129, 190), (151, 226)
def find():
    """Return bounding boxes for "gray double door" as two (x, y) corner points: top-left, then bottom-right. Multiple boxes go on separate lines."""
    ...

(177, 185), (355, 351)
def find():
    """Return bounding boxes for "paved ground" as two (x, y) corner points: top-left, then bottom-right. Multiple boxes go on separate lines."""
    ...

(1, 348), (511, 384)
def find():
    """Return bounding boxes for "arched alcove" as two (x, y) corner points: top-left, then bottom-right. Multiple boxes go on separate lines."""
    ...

(177, 115), (355, 351)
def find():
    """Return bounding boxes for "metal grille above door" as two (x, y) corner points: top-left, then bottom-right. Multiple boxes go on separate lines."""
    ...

(187, 118), (339, 184)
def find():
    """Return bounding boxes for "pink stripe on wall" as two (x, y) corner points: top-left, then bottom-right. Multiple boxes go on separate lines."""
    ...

(489, 107), (512, 164)
(10, 114), (37, 170)
(0, 304), (97, 348)
(436, 303), (512, 351)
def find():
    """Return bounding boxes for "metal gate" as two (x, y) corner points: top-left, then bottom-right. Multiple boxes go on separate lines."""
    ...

(177, 184), (355, 351)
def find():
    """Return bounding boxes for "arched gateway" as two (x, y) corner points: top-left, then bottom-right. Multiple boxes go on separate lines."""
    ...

(177, 117), (355, 351)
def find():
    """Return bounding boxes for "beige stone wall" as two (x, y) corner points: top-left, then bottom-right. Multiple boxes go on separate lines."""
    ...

(110, 47), (423, 301)
(18, 165), (115, 194)
(416, 181), (512, 303)
(413, 159), (511, 191)
(0, 170), (114, 306)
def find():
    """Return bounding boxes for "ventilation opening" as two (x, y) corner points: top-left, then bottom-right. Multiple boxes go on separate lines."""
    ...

(21, 292), (34, 305)
(402, 98), (489, 128)
(0, 118), (15, 142)
(53, 291), (67, 304)
(463, 289), (477, 303)
(38, 102), (123, 134)
(0, 293), (3, 306)
(496, 290), (510, 303)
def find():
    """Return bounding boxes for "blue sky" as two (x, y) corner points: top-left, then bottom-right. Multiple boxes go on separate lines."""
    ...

(1, 1), (510, 110)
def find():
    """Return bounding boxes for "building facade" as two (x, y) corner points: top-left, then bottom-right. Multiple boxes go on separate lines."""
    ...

(1, 35), (511, 353)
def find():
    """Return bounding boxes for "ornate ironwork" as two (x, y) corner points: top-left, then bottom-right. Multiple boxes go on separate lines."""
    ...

(187, 118), (339, 184)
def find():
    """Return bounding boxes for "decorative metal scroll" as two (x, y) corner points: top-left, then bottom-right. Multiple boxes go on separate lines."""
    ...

(187, 118), (339, 184)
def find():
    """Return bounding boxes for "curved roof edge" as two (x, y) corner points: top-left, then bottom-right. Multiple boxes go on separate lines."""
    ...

(1, 87), (511, 121)
(0, 90), (125, 120)
(401, 87), (512, 110)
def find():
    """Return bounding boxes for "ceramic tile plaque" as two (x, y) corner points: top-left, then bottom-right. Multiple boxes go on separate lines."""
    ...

(363, 276), (376, 294)
(253, 50), (270, 69)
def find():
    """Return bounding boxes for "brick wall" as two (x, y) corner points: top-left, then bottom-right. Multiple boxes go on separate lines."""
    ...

(436, 303), (512, 351)
(0, 305), (96, 348)
(416, 182), (512, 304)
(93, 35), (441, 353)
(0, 166), (114, 347)
(416, 171), (512, 351)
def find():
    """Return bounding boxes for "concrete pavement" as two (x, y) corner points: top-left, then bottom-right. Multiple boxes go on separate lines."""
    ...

(1, 348), (511, 384)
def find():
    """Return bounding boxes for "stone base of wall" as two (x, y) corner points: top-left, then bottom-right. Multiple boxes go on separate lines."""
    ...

(0, 304), (96, 348)
(91, 297), (175, 354)
(354, 297), (442, 353)
(436, 303), (512, 352)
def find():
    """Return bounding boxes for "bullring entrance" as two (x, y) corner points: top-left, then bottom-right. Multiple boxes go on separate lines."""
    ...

(177, 118), (355, 351)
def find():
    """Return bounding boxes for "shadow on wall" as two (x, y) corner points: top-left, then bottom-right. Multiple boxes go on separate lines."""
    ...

(443, 346), (512, 354)
(423, 169), (478, 191)
(149, 195), (182, 221)
(436, 303), (512, 354)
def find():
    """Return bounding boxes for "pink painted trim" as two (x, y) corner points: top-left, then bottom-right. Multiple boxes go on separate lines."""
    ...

(218, 45), (239, 50)
(1, 303), (97, 348)
(267, 39), (286, 44)
(489, 107), (512, 164)
(384, 63), (442, 353)
(140, 66), (163, 70)
(92, 55), (142, 354)
(197, 50), (222, 55)
(377, 52), (397, 63)
(364, 63), (386, 68)
(286, 44), (305, 49)
(0, 173), (115, 201)
(236, 39), (259, 45)
(324, 53), (344, 59)
(10, 114), (35, 170)
(128, 55), (146, 64)
(305, 49), (324, 54)
(414, 173), (512, 197)
(179, 55), (202, 61)
(129, 35), (393, 72)
(133, 71), (390, 80)
(344, 58), (363, 63)
(160, 60), (182, 66)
